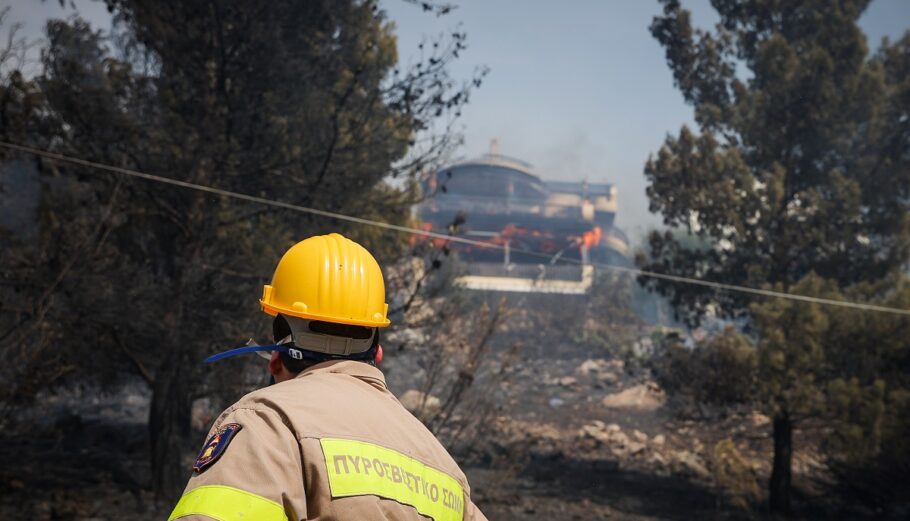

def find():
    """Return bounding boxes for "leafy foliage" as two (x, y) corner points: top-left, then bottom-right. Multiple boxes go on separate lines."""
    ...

(0, 0), (482, 498)
(750, 274), (835, 419)
(643, 0), (910, 512)
(643, 0), (909, 326)
(650, 326), (757, 408)
(821, 275), (910, 512)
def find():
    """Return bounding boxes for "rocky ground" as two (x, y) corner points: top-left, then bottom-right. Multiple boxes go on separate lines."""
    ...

(380, 327), (832, 521)
(1, 326), (834, 520)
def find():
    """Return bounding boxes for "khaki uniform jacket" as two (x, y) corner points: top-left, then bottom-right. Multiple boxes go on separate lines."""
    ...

(169, 360), (487, 521)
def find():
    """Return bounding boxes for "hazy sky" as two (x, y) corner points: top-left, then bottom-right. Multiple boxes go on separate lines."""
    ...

(5, 0), (909, 239)
(383, 0), (910, 237)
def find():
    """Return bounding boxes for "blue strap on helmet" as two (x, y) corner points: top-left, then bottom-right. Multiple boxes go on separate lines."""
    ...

(204, 342), (377, 364)
(204, 343), (291, 363)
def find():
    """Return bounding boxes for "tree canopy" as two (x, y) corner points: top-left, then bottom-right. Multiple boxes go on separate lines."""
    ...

(0, 0), (482, 498)
(643, 0), (909, 325)
(643, 0), (909, 513)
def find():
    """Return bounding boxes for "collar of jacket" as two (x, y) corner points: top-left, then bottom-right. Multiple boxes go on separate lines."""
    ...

(295, 359), (387, 390)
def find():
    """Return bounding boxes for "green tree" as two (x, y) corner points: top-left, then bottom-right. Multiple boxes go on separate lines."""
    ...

(749, 273), (910, 514)
(750, 274), (835, 512)
(0, 0), (482, 499)
(822, 274), (910, 512)
(650, 325), (757, 408)
(643, 0), (909, 512)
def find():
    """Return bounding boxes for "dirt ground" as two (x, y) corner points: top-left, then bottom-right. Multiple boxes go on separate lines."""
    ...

(1, 326), (840, 521)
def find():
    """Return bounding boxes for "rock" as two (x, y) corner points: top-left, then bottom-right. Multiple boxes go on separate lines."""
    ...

(610, 430), (630, 448)
(579, 424), (608, 444)
(609, 446), (627, 458)
(602, 384), (666, 411)
(577, 359), (607, 375)
(626, 441), (647, 455)
(576, 359), (622, 385)
(749, 411), (771, 428)
(577, 359), (596, 372)
(672, 450), (711, 480)
(581, 421), (654, 456)
(399, 390), (441, 417)
(579, 421), (614, 445)
(558, 376), (577, 387)
(598, 372), (619, 385)
(632, 430), (648, 443)
(652, 434), (666, 446)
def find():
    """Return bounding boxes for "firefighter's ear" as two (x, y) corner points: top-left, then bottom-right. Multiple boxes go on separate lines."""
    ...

(268, 351), (284, 377)
(269, 351), (298, 383)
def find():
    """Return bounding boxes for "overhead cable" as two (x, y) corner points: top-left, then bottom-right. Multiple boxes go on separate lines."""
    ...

(2, 140), (908, 316)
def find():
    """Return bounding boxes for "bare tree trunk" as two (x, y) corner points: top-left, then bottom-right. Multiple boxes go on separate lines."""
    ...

(149, 346), (193, 502)
(769, 413), (793, 515)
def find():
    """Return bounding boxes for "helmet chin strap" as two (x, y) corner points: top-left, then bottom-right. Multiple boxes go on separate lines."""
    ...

(203, 334), (379, 364)
(203, 339), (293, 363)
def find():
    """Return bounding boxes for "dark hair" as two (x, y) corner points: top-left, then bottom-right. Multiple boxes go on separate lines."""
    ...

(272, 315), (377, 374)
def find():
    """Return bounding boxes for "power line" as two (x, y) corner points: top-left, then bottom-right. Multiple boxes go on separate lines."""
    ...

(2, 140), (908, 316)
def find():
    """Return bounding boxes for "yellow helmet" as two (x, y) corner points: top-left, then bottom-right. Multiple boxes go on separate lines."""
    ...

(260, 233), (390, 327)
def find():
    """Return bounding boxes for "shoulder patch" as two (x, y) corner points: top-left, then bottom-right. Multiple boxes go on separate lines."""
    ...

(193, 422), (242, 473)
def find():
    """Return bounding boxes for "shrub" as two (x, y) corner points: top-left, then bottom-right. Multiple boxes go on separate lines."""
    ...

(651, 326), (757, 407)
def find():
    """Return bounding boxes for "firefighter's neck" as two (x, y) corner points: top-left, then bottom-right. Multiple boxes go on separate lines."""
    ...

(268, 351), (296, 383)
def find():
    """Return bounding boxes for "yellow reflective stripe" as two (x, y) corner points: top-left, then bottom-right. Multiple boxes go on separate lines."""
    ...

(168, 485), (286, 521)
(321, 437), (465, 521)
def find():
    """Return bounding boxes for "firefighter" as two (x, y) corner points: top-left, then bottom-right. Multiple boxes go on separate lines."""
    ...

(169, 233), (487, 521)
